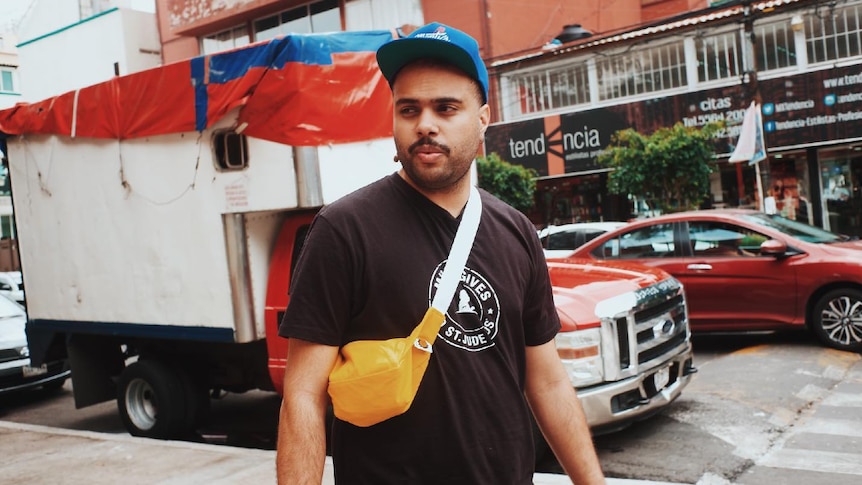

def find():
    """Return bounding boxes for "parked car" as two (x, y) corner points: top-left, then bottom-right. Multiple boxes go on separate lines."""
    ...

(538, 222), (627, 258)
(0, 271), (24, 305)
(0, 295), (69, 395)
(564, 209), (862, 352)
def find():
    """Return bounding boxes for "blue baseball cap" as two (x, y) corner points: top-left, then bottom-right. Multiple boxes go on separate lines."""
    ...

(377, 22), (489, 104)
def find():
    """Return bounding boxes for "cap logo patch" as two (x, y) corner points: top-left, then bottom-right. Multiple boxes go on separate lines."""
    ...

(415, 27), (450, 42)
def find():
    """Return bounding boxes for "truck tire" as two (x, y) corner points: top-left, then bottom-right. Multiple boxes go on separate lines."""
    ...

(812, 288), (862, 352)
(178, 367), (210, 428)
(117, 360), (193, 439)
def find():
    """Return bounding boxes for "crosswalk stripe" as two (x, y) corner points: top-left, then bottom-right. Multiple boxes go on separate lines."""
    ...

(796, 417), (862, 438)
(758, 448), (862, 475)
(820, 391), (862, 407)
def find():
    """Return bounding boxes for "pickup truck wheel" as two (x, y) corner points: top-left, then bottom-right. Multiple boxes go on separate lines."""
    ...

(812, 288), (862, 352)
(117, 360), (192, 439)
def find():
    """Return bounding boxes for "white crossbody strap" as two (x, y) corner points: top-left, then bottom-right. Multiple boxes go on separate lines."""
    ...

(431, 184), (482, 313)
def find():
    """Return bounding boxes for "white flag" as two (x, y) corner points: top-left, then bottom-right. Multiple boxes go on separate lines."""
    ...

(729, 101), (767, 165)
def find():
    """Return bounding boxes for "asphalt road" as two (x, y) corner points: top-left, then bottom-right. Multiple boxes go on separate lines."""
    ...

(2, 329), (861, 484)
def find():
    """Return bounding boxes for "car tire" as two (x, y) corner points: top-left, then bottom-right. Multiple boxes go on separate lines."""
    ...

(117, 360), (194, 439)
(811, 288), (862, 352)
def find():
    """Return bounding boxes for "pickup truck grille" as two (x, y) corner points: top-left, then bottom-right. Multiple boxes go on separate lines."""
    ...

(612, 280), (689, 375)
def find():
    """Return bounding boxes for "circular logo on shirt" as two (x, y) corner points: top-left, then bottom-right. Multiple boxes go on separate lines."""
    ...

(429, 262), (500, 352)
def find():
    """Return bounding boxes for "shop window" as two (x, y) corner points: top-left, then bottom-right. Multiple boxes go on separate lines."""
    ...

(200, 26), (250, 55)
(806, 3), (862, 64)
(213, 130), (249, 171)
(754, 19), (797, 71)
(696, 30), (743, 83)
(254, 0), (340, 42)
(820, 158), (862, 237)
(596, 40), (687, 101)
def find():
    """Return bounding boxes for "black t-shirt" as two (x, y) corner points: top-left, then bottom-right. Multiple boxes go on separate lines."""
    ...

(280, 173), (561, 484)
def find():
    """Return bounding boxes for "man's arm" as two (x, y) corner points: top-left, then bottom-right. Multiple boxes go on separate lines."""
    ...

(525, 340), (606, 484)
(276, 338), (340, 485)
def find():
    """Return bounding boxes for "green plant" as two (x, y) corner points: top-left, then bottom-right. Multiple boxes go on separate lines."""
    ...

(476, 153), (538, 214)
(597, 122), (722, 214)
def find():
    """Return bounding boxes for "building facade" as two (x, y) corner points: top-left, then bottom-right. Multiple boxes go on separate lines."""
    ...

(486, 0), (862, 238)
(14, 0), (160, 103)
(153, 0), (699, 63)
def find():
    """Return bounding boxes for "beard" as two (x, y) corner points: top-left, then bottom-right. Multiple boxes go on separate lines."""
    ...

(395, 136), (478, 193)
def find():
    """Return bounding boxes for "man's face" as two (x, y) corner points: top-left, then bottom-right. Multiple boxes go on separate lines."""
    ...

(392, 62), (490, 193)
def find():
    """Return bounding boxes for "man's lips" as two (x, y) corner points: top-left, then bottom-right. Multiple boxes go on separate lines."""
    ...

(409, 138), (450, 156)
(414, 145), (444, 154)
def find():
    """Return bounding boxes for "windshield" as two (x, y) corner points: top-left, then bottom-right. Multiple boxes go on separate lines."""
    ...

(740, 213), (848, 244)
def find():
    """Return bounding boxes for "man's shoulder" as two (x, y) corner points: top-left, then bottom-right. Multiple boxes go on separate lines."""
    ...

(320, 173), (400, 217)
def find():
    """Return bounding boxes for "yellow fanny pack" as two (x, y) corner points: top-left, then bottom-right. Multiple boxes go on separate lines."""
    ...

(327, 185), (482, 427)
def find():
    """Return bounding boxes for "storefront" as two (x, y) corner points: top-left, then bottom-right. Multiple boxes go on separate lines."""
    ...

(485, 60), (862, 236)
(484, 2), (862, 235)
(816, 146), (862, 237)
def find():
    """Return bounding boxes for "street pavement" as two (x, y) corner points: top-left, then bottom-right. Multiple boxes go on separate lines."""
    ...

(0, 419), (674, 484)
(733, 349), (862, 484)
(2, 348), (861, 484)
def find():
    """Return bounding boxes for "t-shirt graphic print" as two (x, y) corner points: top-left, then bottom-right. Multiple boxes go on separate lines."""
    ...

(430, 261), (500, 352)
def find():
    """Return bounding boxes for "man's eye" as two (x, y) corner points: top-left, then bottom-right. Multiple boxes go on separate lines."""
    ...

(438, 105), (457, 113)
(399, 107), (418, 115)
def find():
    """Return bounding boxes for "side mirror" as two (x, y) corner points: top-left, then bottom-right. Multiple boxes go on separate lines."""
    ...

(760, 239), (787, 257)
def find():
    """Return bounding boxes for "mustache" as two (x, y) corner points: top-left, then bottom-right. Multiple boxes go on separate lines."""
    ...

(409, 137), (451, 155)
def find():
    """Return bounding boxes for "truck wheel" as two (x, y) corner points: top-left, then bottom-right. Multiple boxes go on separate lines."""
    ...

(812, 288), (862, 352)
(178, 368), (210, 428)
(117, 360), (192, 439)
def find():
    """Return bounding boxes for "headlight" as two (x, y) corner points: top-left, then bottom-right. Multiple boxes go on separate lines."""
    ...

(555, 328), (603, 387)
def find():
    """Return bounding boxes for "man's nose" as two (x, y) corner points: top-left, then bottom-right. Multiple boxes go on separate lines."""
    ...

(415, 109), (439, 136)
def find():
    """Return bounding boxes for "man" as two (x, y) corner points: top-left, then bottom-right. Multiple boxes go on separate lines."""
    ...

(276, 22), (605, 484)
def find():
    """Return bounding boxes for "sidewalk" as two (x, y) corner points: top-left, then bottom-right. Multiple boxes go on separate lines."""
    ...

(0, 420), (681, 484)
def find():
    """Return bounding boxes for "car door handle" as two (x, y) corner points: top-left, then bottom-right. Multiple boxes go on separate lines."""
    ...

(687, 264), (713, 270)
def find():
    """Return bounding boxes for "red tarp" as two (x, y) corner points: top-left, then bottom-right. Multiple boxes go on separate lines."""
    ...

(0, 30), (395, 146)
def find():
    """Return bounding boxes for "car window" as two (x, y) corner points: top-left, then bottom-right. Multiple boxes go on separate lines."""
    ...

(595, 223), (675, 259)
(582, 229), (607, 244)
(0, 295), (24, 318)
(547, 230), (579, 250)
(739, 212), (848, 243)
(688, 221), (767, 257)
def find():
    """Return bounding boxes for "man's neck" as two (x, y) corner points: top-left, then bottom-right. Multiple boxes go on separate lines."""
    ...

(398, 170), (472, 217)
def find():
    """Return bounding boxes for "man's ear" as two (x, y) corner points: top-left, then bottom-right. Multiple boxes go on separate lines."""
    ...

(478, 104), (491, 137)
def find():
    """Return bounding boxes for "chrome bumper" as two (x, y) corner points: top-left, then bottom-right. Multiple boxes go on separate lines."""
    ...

(577, 345), (695, 432)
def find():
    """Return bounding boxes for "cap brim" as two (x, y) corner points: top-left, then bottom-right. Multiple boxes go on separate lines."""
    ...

(377, 38), (479, 89)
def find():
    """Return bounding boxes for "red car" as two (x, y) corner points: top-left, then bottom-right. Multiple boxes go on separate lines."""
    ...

(563, 209), (862, 352)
